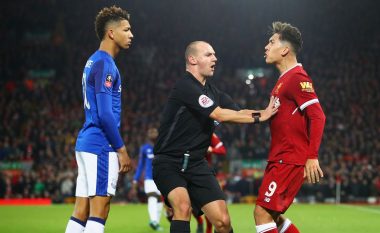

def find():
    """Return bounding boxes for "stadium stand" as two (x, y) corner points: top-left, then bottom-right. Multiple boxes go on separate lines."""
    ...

(0, 0), (379, 204)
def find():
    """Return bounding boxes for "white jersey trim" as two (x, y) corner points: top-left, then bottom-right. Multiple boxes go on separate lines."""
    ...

(215, 142), (223, 148)
(292, 98), (319, 115)
(256, 222), (277, 233)
(279, 219), (292, 233)
(279, 63), (302, 79)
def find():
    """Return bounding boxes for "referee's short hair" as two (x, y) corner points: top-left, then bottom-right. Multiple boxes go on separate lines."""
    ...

(185, 41), (208, 65)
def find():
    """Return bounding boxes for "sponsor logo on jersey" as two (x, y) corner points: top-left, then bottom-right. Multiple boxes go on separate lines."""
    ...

(274, 98), (281, 108)
(105, 75), (113, 88)
(300, 81), (314, 92)
(85, 60), (93, 68)
(198, 94), (214, 108)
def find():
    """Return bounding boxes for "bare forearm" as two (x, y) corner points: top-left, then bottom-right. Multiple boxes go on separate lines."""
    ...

(238, 109), (259, 114)
(210, 96), (279, 124)
(211, 108), (255, 123)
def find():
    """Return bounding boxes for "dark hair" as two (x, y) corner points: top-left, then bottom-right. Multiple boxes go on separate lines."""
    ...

(270, 21), (303, 54)
(95, 5), (130, 40)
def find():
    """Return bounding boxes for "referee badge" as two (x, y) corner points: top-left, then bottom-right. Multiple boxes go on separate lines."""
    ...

(198, 94), (214, 108)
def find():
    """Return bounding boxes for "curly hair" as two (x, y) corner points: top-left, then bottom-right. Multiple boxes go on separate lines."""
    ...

(95, 5), (130, 40)
(270, 21), (303, 54)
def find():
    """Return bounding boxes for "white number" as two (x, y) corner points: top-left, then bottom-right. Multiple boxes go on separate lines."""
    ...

(264, 181), (277, 197)
(82, 73), (90, 109)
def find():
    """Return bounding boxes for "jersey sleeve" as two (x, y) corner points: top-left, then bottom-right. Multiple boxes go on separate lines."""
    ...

(286, 73), (320, 111)
(172, 80), (218, 117)
(94, 60), (117, 95)
(210, 134), (226, 156)
(304, 103), (326, 159)
(219, 92), (241, 111)
(133, 146), (146, 181)
(96, 93), (124, 149)
(93, 60), (123, 150)
(287, 74), (326, 159)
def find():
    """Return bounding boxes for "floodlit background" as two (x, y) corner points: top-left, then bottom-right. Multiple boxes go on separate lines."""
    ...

(0, 0), (379, 232)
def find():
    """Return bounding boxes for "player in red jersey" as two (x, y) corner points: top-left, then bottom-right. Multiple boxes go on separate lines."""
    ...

(253, 22), (326, 233)
(206, 133), (226, 165)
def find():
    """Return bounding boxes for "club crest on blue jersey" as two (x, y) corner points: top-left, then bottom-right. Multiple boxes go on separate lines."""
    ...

(105, 75), (113, 88)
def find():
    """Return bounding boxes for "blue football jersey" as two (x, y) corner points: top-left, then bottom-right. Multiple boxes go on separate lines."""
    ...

(133, 143), (155, 181)
(76, 50), (122, 155)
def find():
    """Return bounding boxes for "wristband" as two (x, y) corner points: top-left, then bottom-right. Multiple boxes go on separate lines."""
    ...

(253, 115), (260, 124)
(252, 112), (261, 124)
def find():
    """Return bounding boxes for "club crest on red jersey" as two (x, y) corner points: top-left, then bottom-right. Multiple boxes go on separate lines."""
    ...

(105, 75), (113, 88)
(274, 82), (283, 94)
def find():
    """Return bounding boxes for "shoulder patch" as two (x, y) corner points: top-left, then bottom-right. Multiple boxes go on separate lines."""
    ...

(198, 94), (214, 108)
(299, 81), (314, 92)
(105, 75), (113, 88)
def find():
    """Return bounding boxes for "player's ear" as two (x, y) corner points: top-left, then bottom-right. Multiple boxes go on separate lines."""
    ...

(281, 46), (290, 57)
(107, 29), (114, 40)
(188, 55), (197, 65)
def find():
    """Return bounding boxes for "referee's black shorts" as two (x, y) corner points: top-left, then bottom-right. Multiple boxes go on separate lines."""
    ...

(152, 154), (225, 216)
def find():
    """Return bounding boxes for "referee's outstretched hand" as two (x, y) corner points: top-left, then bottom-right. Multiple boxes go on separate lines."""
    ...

(117, 145), (132, 174)
(260, 96), (279, 122)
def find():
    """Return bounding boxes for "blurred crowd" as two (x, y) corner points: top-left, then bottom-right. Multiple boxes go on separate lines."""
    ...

(0, 0), (379, 203)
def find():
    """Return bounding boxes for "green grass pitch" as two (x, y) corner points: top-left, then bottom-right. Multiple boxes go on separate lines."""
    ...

(0, 203), (379, 232)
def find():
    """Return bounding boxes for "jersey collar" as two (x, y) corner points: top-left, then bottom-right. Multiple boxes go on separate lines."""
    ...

(185, 71), (208, 88)
(279, 63), (302, 79)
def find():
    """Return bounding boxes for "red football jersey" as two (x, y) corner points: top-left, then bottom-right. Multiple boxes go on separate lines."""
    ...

(269, 64), (320, 165)
(205, 134), (226, 164)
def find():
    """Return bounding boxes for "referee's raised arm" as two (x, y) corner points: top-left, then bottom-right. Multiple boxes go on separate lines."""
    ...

(209, 96), (278, 124)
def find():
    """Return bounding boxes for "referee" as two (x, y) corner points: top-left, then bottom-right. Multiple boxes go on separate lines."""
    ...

(153, 41), (278, 233)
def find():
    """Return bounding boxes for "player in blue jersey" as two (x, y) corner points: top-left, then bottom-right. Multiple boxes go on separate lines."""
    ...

(133, 127), (164, 231)
(64, 5), (133, 233)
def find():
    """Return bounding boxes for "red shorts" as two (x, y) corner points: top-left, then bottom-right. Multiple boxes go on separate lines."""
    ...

(256, 162), (304, 213)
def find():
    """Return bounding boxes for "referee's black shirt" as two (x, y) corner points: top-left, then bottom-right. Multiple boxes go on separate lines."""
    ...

(154, 72), (239, 160)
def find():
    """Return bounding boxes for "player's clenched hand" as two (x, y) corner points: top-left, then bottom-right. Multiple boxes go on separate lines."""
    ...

(260, 96), (279, 121)
(117, 146), (132, 174)
(304, 159), (323, 184)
